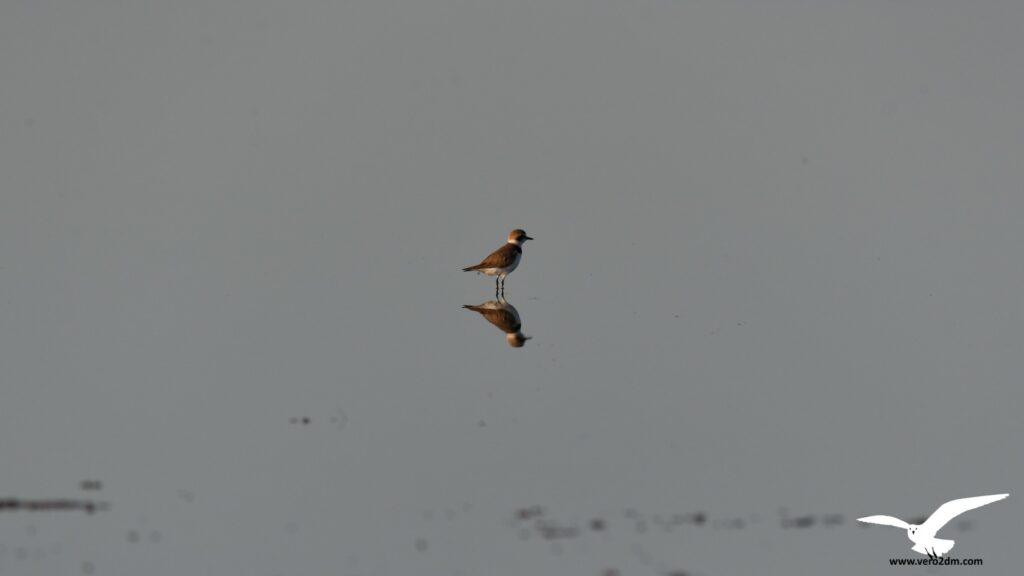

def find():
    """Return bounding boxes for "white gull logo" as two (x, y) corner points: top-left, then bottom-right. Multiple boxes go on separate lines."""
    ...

(858, 493), (1007, 558)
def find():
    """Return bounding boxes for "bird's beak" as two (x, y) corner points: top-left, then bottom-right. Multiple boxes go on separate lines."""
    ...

(523, 235), (533, 241)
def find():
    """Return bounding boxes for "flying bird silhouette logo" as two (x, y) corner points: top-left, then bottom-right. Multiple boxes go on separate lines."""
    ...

(858, 494), (1007, 558)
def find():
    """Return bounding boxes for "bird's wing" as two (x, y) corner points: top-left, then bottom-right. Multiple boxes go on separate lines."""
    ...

(466, 244), (519, 270)
(463, 302), (521, 332)
(857, 515), (910, 529)
(491, 309), (521, 333)
(480, 308), (521, 333)
(921, 494), (1008, 533)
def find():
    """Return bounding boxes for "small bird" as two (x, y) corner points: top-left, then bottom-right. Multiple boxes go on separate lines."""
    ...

(858, 493), (1008, 558)
(463, 229), (533, 295)
(462, 297), (531, 347)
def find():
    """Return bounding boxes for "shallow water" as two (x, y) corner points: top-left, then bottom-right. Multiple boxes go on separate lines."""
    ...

(1, 2), (1022, 575)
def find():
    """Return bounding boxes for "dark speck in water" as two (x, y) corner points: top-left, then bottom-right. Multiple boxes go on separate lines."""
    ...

(515, 506), (544, 521)
(781, 515), (815, 529)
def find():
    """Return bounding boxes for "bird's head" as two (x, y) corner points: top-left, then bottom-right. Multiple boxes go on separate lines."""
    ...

(508, 229), (533, 245)
(506, 332), (532, 348)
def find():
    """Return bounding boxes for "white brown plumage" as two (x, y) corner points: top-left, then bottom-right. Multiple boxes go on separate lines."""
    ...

(463, 229), (533, 294)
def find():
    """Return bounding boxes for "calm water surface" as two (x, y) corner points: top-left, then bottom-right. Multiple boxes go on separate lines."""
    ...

(1, 2), (1022, 575)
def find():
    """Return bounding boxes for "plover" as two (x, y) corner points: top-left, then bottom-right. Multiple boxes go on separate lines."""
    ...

(462, 297), (531, 348)
(462, 229), (533, 295)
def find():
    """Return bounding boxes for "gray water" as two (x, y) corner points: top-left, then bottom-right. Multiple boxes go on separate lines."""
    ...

(1, 2), (1022, 575)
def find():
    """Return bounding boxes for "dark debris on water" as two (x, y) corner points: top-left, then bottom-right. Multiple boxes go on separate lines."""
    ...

(0, 498), (108, 514)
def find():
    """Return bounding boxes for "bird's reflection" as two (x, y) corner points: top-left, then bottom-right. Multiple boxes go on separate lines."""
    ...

(462, 296), (532, 348)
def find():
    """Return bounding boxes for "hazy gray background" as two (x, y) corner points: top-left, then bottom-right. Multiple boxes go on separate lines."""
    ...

(1, 1), (1022, 575)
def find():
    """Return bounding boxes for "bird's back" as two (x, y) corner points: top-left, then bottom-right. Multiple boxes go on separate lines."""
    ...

(464, 243), (521, 272)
